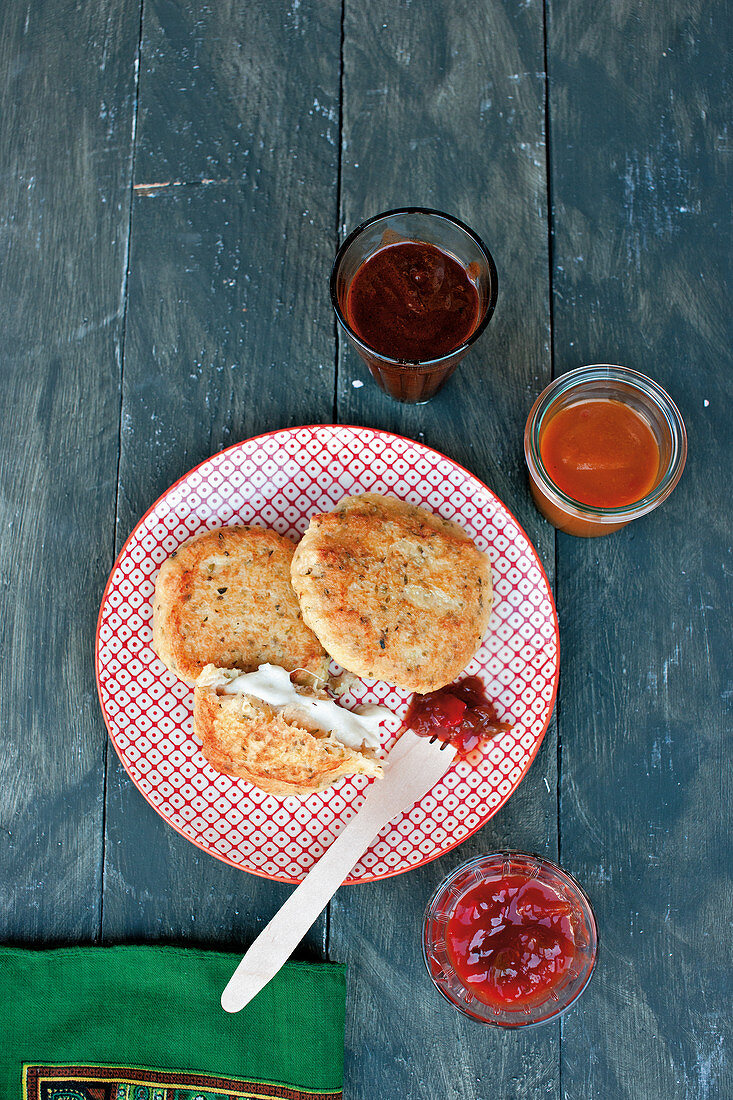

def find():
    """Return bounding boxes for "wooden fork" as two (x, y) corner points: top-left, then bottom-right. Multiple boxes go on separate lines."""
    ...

(221, 730), (457, 1013)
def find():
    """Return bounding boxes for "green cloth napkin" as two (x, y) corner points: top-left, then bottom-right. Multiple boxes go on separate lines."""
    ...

(0, 945), (345, 1099)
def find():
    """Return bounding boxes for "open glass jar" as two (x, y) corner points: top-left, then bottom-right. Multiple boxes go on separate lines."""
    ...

(524, 364), (687, 536)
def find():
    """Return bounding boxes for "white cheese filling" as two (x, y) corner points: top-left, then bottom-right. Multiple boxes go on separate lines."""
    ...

(198, 663), (395, 751)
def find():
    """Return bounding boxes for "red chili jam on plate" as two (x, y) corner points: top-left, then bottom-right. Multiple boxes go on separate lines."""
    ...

(445, 873), (576, 1008)
(345, 241), (480, 362)
(539, 398), (660, 508)
(403, 676), (512, 754)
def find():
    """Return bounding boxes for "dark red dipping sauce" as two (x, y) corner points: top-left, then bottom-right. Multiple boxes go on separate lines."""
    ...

(402, 676), (512, 754)
(446, 874), (576, 1008)
(345, 241), (480, 362)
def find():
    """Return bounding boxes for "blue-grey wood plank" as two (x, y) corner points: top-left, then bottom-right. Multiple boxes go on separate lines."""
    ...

(0, 0), (140, 941)
(547, 1), (731, 1097)
(331, 3), (559, 1098)
(101, 1), (341, 950)
(136, 0), (341, 187)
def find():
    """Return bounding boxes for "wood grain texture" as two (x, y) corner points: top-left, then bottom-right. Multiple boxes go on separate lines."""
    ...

(331, 3), (559, 1097)
(1, 0), (727, 1096)
(101, 0), (341, 950)
(0, 0), (140, 941)
(547, 1), (731, 1097)
(136, 0), (341, 186)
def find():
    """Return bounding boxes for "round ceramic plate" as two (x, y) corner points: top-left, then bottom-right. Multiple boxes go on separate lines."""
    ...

(96, 425), (558, 884)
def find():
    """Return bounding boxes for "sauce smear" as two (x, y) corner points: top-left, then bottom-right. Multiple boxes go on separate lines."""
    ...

(346, 241), (480, 361)
(540, 399), (660, 508)
(446, 874), (576, 1008)
(403, 676), (511, 754)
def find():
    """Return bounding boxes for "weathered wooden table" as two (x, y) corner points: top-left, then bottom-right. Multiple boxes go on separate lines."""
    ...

(1, 2), (729, 1097)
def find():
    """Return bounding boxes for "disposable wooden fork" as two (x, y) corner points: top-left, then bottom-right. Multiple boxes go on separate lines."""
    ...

(221, 729), (457, 1013)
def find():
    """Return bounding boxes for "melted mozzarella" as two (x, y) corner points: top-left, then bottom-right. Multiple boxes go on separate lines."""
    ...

(199, 663), (395, 750)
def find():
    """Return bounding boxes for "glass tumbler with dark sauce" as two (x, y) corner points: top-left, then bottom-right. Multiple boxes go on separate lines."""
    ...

(331, 208), (498, 403)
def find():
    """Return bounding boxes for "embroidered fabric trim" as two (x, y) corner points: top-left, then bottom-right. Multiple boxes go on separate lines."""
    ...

(23, 1064), (342, 1100)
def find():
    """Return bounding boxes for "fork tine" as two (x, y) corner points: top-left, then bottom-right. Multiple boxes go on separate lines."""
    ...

(428, 733), (454, 751)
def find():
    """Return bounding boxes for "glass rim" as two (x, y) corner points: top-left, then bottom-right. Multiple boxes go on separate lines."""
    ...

(524, 364), (687, 522)
(330, 206), (499, 367)
(422, 850), (599, 1028)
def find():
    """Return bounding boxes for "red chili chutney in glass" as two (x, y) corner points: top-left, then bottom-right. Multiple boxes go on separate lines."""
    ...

(403, 676), (512, 754)
(540, 399), (660, 508)
(446, 874), (576, 1008)
(345, 242), (480, 362)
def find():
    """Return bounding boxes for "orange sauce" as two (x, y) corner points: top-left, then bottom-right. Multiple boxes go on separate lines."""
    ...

(540, 399), (660, 508)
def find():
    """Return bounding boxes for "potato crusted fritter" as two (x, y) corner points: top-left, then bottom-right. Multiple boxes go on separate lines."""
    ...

(290, 493), (493, 693)
(193, 675), (383, 796)
(152, 526), (329, 684)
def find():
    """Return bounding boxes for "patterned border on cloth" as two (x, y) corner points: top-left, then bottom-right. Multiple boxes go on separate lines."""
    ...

(23, 1064), (342, 1100)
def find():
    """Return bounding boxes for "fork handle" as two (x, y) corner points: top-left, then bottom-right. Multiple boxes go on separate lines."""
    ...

(221, 732), (455, 1013)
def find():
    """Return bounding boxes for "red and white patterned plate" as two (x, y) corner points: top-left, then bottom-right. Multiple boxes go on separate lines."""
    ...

(96, 425), (558, 884)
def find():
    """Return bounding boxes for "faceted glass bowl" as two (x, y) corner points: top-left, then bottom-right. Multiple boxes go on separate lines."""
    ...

(422, 851), (598, 1027)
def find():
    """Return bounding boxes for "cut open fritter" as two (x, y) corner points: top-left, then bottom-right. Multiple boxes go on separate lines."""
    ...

(193, 664), (385, 796)
(152, 525), (329, 684)
(290, 493), (493, 693)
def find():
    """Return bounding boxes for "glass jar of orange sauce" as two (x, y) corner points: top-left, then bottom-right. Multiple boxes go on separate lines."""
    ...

(524, 365), (687, 537)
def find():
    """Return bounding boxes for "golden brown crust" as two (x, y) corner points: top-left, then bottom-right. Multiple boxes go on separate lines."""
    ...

(152, 526), (329, 684)
(290, 493), (493, 693)
(193, 680), (383, 796)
